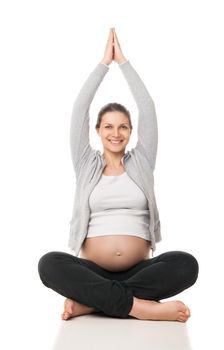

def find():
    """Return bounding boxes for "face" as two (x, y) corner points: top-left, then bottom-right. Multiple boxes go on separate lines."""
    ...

(96, 111), (132, 154)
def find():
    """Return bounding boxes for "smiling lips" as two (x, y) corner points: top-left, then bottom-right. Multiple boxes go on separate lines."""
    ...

(109, 139), (123, 144)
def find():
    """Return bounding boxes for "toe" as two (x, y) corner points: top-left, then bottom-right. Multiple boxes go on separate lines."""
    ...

(178, 312), (188, 322)
(62, 311), (70, 320)
(185, 307), (191, 317)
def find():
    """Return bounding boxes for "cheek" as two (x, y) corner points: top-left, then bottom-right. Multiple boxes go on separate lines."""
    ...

(100, 131), (109, 139)
(102, 131), (109, 137)
(124, 131), (131, 138)
(98, 129), (106, 136)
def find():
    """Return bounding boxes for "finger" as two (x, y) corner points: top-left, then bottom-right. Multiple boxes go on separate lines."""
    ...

(113, 30), (121, 48)
(109, 28), (113, 39)
(106, 28), (113, 44)
(111, 28), (115, 44)
(113, 28), (117, 42)
(113, 28), (118, 41)
(109, 33), (114, 48)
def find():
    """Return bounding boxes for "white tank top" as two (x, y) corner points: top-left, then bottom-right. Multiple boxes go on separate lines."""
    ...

(87, 172), (150, 241)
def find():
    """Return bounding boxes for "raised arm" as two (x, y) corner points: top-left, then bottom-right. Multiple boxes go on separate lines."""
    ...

(70, 29), (114, 174)
(119, 61), (158, 171)
(70, 63), (109, 173)
(113, 29), (158, 171)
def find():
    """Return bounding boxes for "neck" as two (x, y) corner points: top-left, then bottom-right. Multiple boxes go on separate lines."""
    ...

(102, 150), (125, 168)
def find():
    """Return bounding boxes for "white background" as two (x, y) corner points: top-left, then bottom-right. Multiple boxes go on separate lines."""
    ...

(0, 0), (223, 349)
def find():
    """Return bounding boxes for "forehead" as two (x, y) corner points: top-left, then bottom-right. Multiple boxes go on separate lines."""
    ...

(101, 111), (129, 124)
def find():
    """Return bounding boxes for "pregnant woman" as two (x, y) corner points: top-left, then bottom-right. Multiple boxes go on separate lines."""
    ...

(38, 28), (199, 322)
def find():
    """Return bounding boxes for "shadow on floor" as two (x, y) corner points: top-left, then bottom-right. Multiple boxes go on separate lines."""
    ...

(52, 313), (193, 350)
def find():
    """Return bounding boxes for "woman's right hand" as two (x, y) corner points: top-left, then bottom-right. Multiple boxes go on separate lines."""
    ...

(112, 28), (127, 64)
(101, 28), (114, 66)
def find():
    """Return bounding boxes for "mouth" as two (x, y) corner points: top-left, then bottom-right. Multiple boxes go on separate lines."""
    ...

(108, 139), (124, 145)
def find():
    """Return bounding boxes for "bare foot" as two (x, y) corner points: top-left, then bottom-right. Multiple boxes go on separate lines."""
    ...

(61, 298), (96, 320)
(129, 297), (191, 322)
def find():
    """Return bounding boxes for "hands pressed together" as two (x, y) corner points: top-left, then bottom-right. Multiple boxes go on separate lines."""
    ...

(101, 28), (127, 66)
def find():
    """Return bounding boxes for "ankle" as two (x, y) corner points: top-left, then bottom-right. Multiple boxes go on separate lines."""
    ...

(128, 297), (139, 317)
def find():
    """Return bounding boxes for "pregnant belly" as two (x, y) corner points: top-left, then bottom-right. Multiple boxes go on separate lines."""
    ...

(79, 235), (151, 272)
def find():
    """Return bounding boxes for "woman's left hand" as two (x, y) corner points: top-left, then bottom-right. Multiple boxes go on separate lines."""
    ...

(112, 28), (127, 64)
(101, 28), (114, 66)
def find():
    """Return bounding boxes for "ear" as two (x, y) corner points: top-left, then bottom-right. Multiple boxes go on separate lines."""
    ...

(96, 127), (100, 137)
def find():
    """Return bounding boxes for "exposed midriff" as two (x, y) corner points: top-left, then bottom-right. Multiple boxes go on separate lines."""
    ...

(80, 235), (151, 272)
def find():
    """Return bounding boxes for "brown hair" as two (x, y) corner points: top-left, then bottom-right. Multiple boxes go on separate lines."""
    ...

(95, 103), (133, 129)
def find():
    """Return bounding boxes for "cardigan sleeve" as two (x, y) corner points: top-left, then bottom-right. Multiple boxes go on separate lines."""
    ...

(119, 61), (158, 171)
(70, 63), (109, 173)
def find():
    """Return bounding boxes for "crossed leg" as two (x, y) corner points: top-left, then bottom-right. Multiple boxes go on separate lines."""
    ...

(59, 251), (198, 322)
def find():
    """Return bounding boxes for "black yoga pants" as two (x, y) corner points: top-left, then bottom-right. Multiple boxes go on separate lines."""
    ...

(38, 250), (199, 319)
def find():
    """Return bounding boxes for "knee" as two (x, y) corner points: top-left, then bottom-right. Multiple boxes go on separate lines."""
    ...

(176, 251), (199, 284)
(161, 251), (199, 284)
(37, 251), (65, 282)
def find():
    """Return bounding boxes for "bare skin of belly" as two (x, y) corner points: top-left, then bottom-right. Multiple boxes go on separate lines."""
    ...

(80, 235), (151, 272)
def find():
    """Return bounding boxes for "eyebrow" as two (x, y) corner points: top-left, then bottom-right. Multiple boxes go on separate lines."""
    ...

(102, 123), (129, 126)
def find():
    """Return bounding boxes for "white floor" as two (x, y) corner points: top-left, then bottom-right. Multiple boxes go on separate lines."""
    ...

(52, 313), (193, 350)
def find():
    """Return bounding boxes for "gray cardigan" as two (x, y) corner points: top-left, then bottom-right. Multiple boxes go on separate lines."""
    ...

(69, 60), (161, 256)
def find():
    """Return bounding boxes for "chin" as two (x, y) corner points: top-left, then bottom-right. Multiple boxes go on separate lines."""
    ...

(111, 149), (126, 154)
(104, 146), (126, 153)
(102, 140), (128, 153)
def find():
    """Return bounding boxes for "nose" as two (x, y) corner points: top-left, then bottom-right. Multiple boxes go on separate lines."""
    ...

(112, 129), (120, 137)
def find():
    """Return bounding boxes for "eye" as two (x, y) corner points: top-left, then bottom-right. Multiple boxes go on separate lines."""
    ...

(105, 125), (128, 129)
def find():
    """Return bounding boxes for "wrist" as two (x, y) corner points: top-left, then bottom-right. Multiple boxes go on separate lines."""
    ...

(101, 59), (111, 66)
(117, 57), (127, 64)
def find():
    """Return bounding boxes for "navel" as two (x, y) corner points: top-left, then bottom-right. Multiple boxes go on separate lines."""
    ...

(116, 251), (122, 256)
